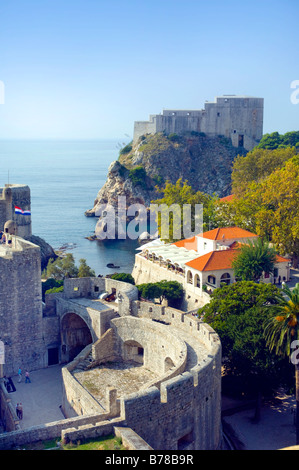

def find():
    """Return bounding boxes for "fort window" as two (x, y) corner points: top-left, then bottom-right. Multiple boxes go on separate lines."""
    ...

(238, 134), (244, 147)
(94, 286), (99, 292)
(217, 112), (220, 117)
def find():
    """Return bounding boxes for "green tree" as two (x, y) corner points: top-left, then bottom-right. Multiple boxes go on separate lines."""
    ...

(42, 278), (63, 301)
(264, 283), (299, 444)
(199, 281), (292, 420)
(137, 280), (183, 307)
(232, 238), (277, 282)
(231, 146), (297, 197)
(217, 156), (299, 267)
(152, 178), (217, 243)
(43, 254), (95, 280)
(110, 273), (135, 285)
(78, 258), (96, 278)
(257, 131), (299, 150)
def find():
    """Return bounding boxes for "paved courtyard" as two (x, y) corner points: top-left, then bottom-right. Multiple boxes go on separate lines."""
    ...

(8, 365), (65, 429)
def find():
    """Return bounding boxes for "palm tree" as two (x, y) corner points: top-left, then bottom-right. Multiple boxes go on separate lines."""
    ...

(264, 282), (299, 445)
(232, 237), (277, 283)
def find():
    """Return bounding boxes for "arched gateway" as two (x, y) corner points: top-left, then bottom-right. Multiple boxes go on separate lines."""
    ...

(61, 313), (93, 362)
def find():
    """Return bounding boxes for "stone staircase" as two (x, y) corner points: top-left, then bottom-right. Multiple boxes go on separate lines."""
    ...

(73, 351), (95, 372)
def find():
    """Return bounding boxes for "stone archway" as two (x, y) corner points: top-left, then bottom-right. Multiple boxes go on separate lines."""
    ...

(61, 312), (93, 362)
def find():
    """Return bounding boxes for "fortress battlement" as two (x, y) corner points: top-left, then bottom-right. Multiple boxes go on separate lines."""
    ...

(133, 95), (264, 151)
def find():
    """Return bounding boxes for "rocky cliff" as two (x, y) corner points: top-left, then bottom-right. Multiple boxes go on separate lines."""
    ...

(85, 132), (247, 217)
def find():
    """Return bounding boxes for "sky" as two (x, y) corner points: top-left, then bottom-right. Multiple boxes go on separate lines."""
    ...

(0, 0), (298, 140)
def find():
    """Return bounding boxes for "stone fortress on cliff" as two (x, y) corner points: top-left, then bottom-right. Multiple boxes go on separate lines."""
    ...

(0, 184), (222, 450)
(133, 95), (264, 151)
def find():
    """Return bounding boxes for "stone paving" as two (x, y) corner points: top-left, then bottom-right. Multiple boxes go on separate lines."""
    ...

(73, 361), (157, 410)
(8, 365), (65, 430)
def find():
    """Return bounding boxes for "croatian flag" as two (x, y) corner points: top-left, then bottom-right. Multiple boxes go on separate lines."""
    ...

(15, 206), (31, 216)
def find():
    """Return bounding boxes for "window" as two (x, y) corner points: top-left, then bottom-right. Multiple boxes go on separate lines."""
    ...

(187, 271), (193, 284)
(208, 275), (216, 285)
(220, 273), (231, 285)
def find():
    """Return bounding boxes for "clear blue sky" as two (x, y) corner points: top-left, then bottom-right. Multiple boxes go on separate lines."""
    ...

(0, 0), (298, 140)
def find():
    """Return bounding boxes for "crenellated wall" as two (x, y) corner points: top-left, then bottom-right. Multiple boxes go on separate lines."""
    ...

(59, 299), (222, 450)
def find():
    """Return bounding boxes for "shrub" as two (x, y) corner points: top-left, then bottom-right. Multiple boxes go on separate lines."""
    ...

(119, 141), (133, 155)
(128, 166), (147, 188)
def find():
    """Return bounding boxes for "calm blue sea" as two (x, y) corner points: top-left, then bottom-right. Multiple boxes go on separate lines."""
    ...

(0, 139), (138, 276)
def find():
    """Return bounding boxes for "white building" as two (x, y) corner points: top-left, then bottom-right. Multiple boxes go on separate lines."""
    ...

(132, 226), (290, 309)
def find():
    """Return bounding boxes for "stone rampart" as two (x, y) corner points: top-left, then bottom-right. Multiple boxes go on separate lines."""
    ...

(133, 96), (264, 152)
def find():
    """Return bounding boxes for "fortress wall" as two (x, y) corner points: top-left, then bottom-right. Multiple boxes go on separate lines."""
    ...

(135, 301), (220, 354)
(62, 344), (105, 417)
(133, 118), (157, 143)
(121, 360), (221, 450)
(110, 316), (187, 377)
(91, 328), (119, 365)
(0, 241), (46, 376)
(62, 277), (139, 318)
(133, 96), (264, 151)
(113, 308), (221, 449)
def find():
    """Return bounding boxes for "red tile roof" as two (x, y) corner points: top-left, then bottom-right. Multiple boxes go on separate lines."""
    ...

(219, 194), (235, 203)
(185, 248), (290, 272)
(172, 236), (197, 250)
(199, 226), (258, 241)
(185, 248), (238, 272)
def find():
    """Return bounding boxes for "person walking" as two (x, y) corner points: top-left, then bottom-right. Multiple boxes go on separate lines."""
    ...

(25, 370), (31, 383)
(17, 367), (22, 383)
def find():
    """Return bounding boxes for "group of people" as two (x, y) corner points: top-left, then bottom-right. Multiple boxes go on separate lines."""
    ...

(18, 368), (31, 383)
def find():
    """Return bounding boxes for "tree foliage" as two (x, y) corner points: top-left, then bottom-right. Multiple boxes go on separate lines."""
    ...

(198, 282), (292, 396)
(43, 254), (95, 280)
(78, 258), (96, 278)
(216, 155), (299, 266)
(232, 238), (277, 282)
(264, 283), (299, 357)
(110, 273), (135, 285)
(152, 178), (217, 242)
(137, 280), (184, 306)
(257, 131), (299, 150)
(231, 146), (297, 196)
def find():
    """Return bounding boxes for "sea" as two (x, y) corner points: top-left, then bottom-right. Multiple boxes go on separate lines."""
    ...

(0, 139), (139, 276)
